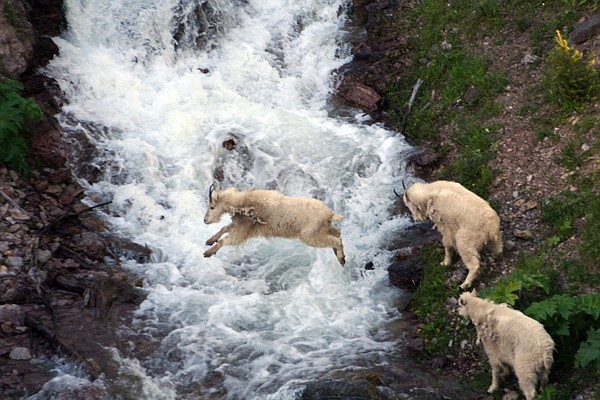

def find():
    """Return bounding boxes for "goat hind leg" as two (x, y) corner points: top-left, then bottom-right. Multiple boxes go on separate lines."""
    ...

(456, 241), (481, 289)
(302, 233), (346, 265)
(514, 363), (538, 400)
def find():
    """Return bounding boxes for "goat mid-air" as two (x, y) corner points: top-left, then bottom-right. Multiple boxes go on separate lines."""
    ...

(202, 183), (346, 264)
(397, 180), (503, 289)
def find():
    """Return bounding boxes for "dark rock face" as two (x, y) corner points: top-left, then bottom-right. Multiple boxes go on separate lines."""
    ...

(570, 13), (600, 44)
(1, 1), (161, 398)
(387, 222), (440, 290)
(0, 0), (34, 77)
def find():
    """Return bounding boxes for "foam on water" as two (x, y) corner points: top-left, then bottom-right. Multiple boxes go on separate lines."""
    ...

(46, 0), (414, 398)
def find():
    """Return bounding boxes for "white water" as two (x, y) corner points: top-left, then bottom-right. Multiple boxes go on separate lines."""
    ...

(46, 0), (414, 398)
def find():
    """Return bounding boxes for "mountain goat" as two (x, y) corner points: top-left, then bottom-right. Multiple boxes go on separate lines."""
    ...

(458, 291), (554, 400)
(203, 184), (346, 264)
(397, 180), (502, 288)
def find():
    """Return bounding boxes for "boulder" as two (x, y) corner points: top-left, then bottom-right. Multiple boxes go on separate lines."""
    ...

(570, 13), (600, 44)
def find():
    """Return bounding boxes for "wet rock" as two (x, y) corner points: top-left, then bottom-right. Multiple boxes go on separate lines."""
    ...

(388, 222), (440, 288)
(301, 379), (380, 399)
(222, 139), (236, 150)
(104, 235), (152, 263)
(388, 252), (422, 290)
(406, 147), (440, 177)
(340, 82), (382, 111)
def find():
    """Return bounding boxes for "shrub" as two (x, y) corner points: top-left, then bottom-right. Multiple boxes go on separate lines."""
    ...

(525, 293), (600, 370)
(0, 79), (41, 174)
(544, 30), (600, 111)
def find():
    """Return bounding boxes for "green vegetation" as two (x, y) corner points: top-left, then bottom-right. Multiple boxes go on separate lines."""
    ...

(542, 185), (600, 262)
(526, 293), (600, 370)
(0, 79), (41, 175)
(3, 0), (18, 27)
(393, 0), (600, 397)
(544, 30), (600, 112)
(410, 248), (460, 355)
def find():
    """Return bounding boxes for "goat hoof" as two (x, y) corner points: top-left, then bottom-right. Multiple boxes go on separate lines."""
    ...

(205, 240), (215, 245)
(203, 251), (213, 258)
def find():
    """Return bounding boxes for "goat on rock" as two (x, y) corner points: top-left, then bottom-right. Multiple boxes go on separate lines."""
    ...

(397, 180), (503, 288)
(202, 183), (346, 264)
(458, 290), (555, 400)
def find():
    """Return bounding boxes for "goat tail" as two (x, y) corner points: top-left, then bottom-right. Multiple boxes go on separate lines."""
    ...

(488, 230), (503, 258)
(331, 213), (344, 222)
(539, 346), (554, 391)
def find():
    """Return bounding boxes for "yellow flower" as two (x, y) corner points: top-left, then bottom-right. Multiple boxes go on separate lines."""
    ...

(555, 30), (583, 62)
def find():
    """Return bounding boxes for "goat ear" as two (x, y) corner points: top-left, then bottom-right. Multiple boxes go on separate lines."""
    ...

(471, 289), (478, 297)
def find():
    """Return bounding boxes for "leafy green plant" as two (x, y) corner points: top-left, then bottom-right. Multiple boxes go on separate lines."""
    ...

(480, 269), (550, 306)
(581, 191), (600, 263)
(525, 293), (600, 369)
(544, 30), (600, 111)
(0, 79), (41, 174)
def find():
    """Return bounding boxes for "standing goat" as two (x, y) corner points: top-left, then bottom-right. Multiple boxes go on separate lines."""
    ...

(203, 184), (346, 264)
(458, 290), (554, 400)
(397, 180), (502, 289)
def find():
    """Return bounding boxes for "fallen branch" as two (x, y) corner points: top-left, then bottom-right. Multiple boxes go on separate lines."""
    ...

(29, 200), (113, 270)
(37, 200), (113, 237)
(401, 78), (424, 135)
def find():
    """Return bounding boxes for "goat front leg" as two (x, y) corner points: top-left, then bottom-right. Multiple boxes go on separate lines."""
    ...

(206, 224), (232, 246)
(441, 235), (454, 266)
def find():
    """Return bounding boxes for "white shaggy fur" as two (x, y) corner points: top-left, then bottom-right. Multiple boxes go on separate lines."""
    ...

(458, 291), (555, 400)
(203, 184), (345, 264)
(402, 180), (502, 288)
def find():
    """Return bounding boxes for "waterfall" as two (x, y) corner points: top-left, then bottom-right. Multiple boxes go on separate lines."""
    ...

(44, 0), (414, 398)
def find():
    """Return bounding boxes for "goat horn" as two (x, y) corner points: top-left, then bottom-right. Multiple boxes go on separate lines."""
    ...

(208, 182), (216, 198)
(402, 179), (407, 190)
(394, 188), (402, 198)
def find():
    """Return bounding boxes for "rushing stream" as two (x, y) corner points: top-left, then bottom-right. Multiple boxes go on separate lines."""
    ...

(43, 0), (416, 398)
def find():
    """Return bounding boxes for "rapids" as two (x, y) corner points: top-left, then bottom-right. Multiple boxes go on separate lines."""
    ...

(43, 0), (417, 398)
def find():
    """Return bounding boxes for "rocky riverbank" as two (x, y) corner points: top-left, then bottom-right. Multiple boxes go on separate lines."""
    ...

(0, 1), (463, 398)
(3, 0), (598, 398)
